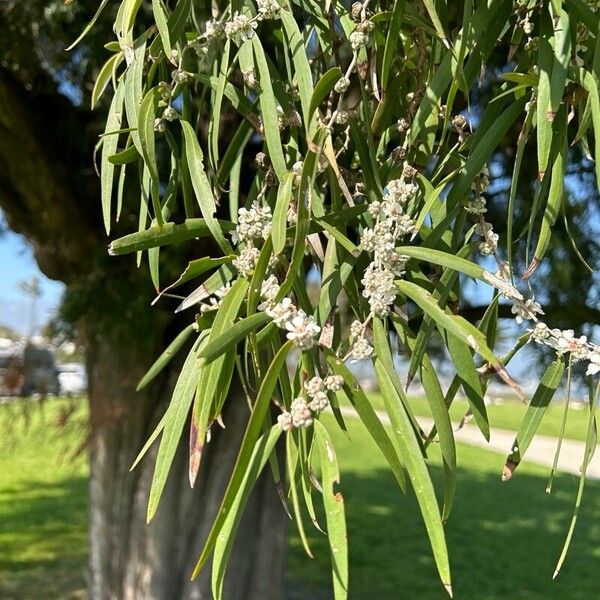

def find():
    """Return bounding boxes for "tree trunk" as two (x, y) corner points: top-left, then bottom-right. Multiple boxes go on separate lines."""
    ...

(86, 334), (287, 600)
(0, 67), (287, 599)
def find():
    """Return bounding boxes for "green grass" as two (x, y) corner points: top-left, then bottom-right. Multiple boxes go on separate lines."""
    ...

(287, 415), (600, 599)
(1, 399), (599, 599)
(0, 398), (88, 600)
(365, 394), (592, 442)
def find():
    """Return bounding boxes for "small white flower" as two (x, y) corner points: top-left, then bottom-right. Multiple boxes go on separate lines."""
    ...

(266, 297), (297, 326)
(232, 246), (260, 277)
(350, 336), (373, 361)
(205, 19), (224, 40)
(349, 29), (368, 51)
(256, 0), (281, 20)
(304, 376), (325, 397)
(511, 298), (544, 325)
(586, 347), (600, 376)
(234, 201), (272, 244)
(334, 77), (350, 94)
(556, 330), (589, 360)
(162, 106), (179, 122)
(291, 397), (313, 427)
(225, 12), (257, 45)
(324, 374), (343, 392)
(361, 263), (396, 317)
(285, 310), (321, 349)
(466, 196), (487, 214)
(308, 391), (329, 412)
(334, 110), (349, 125)
(259, 274), (280, 306)
(350, 320), (363, 338)
(277, 411), (293, 431)
(153, 118), (165, 133)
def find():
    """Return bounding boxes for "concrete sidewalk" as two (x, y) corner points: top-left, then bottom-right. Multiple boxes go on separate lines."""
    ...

(339, 406), (600, 480)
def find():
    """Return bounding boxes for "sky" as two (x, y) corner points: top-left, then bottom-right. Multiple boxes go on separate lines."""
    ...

(0, 216), (65, 336)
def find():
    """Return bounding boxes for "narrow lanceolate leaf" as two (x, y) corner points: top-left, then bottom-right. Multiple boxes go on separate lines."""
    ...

(374, 361), (452, 596)
(324, 351), (406, 493)
(92, 53), (123, 110)
(537, 12), (554, 179)
(502, 359), (565, 481)
(381, 0), (405, 90)
(191, 341), (293, 579)
(190, 279), (249, 485)
(211, 426), (281, 600)
(152, 0), (172, 57)
(395, 246), (484, 280)
(66, 0), (110, 51)
(137, 324), (195, 391)
(181, 121), (232, 254)
(147, 337), (203, 522)
(397, 280), (498, 365)
(280, 8), (314, 134)
(314, 420), (349, 600)
(272, 172), (295, 254)
(138, 87), (163, 226)
(309, 67), (343, 121)
(100, 81), (126, 235)
(198, 312), (270, 364)
(445, 334), (490, 441)
(252, 36), (287, 181)
(108, 218), (234, 255)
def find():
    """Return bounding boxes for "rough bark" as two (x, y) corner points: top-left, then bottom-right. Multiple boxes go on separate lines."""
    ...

(87, 335), (286, 600)
(0, 68), (287, 600)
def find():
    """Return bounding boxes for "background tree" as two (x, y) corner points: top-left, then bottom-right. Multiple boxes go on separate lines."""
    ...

(1, 1), (600, 599)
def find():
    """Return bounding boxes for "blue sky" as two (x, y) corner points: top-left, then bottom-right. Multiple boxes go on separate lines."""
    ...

(0, 216), (65, 336)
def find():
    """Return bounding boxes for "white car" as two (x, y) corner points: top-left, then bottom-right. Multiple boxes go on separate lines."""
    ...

(58, 362), (87, 396)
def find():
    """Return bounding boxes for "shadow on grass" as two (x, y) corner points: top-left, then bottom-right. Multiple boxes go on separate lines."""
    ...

(287, 456), (600, 600)
(0, 476), (88, 600)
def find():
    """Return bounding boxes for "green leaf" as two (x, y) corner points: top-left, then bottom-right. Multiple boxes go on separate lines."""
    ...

(181, 120), (233, 254)
(397, 280), (498, 365)
(160, 256), (233, 293)
(272, 172), (294, 254)
(503, 358), (565, 480)
(211, 425), (281, 600)
(130, 412), (167, 472)
(198, 312), (270, 364)
(108, 145), (139, 165)
(309, 67), (343, 122)
(209, 39), (231, 171)
(445, 333), (489, 441)
(395, 245), (485, 280)
(314, 420), (349, 600)
(252, 36), (287, 181)
(190, 279), (250, 484)
(191, 341), (293, 579)
(381, 0), (405, 90)
(100, 80), (126, 235)
(147, 337), (203, 522)
(91, 53), (123, 110)
(374, 360), (452, 595)
(138, 87), (163, 226)
(152, 0), (172, 57)
(325, 351), (406, 493)
(281, 8), (314, 134)
(66, 0), (110, 51)
(137, 324), (195, 391)
(108, 218), (234, 255)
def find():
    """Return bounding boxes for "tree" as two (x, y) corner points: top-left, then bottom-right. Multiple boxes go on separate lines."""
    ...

(2, 1), (600, 598)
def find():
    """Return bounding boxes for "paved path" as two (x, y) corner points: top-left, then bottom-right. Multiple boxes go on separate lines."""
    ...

(339, 407), (600, 480)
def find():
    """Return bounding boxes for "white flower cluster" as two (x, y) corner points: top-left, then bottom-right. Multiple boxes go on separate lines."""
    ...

(277, 374), (345, 431)
(475, 220), (498, 256)
(232, 246), (260, 277)
(511, 297), (543, 325)
(348, 319), (373, 361)
(359, 171), (417, 316)
(256, 0), (281, 20)
(224, 12), (257, 45)
(529, 324), (600, 375)
(205, 19), (225, 41)
(265, 298), (321, 349)
(349, 20), (374, 51)
(231, 201), (272, 245)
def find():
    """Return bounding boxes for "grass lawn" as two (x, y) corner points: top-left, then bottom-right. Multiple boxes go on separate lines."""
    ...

(0, 398), (88, 600)
(1, 399), (599, 599)
(365, 394), (592, 442)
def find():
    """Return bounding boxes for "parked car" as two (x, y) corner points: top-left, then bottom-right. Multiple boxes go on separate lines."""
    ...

(0, 341), (60, 396)
(58, 362), (87, 396)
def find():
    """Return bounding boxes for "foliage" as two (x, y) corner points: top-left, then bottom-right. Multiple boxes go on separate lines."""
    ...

(86, 0), (600, 597)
